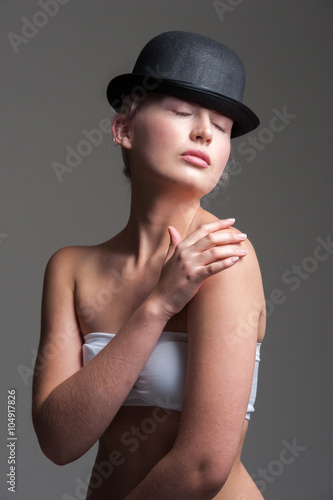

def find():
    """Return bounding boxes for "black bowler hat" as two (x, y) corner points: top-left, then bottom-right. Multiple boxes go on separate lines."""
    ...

(106, 31), (259, 138)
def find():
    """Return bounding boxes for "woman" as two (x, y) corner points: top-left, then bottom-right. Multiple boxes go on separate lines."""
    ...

(32, 31), (266, 499)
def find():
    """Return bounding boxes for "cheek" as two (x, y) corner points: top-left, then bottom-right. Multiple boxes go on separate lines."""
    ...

(130, 118), (172, 170)
(206, 141), (231, 189)
(134, 116), (171, 147)
(135, 119), (176, 164)
(216, 140), (231, 171)
(148, 119), (175, 146)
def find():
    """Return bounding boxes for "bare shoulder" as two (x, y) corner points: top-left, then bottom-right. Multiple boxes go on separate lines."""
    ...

(190, 209), (266, 325)
(45, 243), (103, 276)
(197, 209), (260, 264)
(195, 208), (247, 235)
(46, 245), (82, 266)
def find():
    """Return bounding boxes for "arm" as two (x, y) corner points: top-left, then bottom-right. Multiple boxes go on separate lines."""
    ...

(32, 220), (244, 466)
(32, 246), (170, 465)
(124, 234), (266, 500)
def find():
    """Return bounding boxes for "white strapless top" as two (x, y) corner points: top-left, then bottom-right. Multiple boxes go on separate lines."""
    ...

(82, 331), (261, 420)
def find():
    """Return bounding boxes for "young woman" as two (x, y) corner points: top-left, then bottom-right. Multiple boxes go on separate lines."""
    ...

(32, 32), (266, 499)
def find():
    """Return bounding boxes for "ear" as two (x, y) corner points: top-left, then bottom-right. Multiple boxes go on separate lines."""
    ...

(112, 115), (133, 150)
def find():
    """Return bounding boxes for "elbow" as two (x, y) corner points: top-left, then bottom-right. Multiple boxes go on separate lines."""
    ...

(179, 452), (231, 499)
(43, 445), (76, 467)
(35, 432), (77, 466)
(40, 439), (82, 466)
(33, 415), (79, 466)
(36, 428), (85, 466)
(44, 452), (70, 467)
(51, 454), (77, 467)
(194, 460), (230, 498)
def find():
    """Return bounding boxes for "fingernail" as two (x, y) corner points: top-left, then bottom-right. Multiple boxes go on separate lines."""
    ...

(231, 256), (239, 262)
(225, 218), (235, 223)
(239, 249), (248, 255)
(239, 233), (247, 240)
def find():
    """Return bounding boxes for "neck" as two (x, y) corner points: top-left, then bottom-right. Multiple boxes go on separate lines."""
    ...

(119, 176), (203, 266)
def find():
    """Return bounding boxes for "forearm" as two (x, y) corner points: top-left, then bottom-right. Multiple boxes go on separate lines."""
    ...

(124, 448), (223, 500)
(33, 293), (169, 465)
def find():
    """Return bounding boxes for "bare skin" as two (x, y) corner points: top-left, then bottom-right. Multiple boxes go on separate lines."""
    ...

(76, 211), (265, 500)
(32, 94), (266, 499)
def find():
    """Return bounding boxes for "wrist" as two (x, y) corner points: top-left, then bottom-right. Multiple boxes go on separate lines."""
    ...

(144, 289), (173, 324)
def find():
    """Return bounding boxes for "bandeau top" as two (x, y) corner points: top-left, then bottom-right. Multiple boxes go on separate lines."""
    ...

(82, 331), (261, 420)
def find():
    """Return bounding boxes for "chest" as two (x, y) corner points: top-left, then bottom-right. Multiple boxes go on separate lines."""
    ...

(75, 263), (187, 336)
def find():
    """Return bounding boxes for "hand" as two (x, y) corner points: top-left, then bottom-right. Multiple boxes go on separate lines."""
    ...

(153, 218), (248, 319)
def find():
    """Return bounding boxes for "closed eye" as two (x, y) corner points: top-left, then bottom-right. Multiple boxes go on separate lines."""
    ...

(213, 123), (226, 133)
(173, 111), (192, 117)
(173, 110), (227, 133)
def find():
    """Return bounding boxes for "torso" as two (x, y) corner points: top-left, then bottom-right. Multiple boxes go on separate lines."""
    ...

(73, 210), (265, 500)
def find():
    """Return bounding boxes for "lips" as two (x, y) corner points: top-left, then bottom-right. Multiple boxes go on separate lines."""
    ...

(181, 149), (211, 168)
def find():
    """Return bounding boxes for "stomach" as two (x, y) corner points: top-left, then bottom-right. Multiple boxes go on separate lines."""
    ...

(85, 406), (264, 500)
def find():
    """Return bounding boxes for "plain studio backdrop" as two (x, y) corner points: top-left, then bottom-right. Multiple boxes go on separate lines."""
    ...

(1, 1), (332, 499)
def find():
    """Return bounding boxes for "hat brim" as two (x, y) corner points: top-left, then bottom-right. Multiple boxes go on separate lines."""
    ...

(107, 74), (260, 138)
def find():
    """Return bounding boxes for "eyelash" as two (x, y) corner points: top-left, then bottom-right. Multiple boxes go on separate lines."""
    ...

(172, 111), (225, 132)
(173, 111), (191, 117)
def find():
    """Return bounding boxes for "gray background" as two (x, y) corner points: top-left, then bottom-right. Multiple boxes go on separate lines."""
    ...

(1, 1), (332, 499)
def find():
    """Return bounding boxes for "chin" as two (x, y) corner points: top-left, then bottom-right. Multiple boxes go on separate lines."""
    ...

(177, 176), (220, 200)
(138, 160), (223, 198)
(180, 170), (223, 195)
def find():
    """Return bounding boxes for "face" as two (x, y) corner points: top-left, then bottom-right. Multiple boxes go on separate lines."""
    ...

(118, 93), (233, 197)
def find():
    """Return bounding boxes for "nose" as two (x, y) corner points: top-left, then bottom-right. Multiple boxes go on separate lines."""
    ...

(190, 112), (213, 145)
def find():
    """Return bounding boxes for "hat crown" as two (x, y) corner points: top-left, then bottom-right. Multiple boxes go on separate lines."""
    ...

(132, 31), (246, 103)
(106, 30), (259, 137)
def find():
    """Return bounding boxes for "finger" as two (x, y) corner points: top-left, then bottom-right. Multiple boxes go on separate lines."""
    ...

(163, 226), (182, 264)
(193, 230), (247, 253)
(205, 256), (242, 275)
(168, 226), (182, 247)
(180, 219), (236, 248)
(196, 245), (248, 266)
